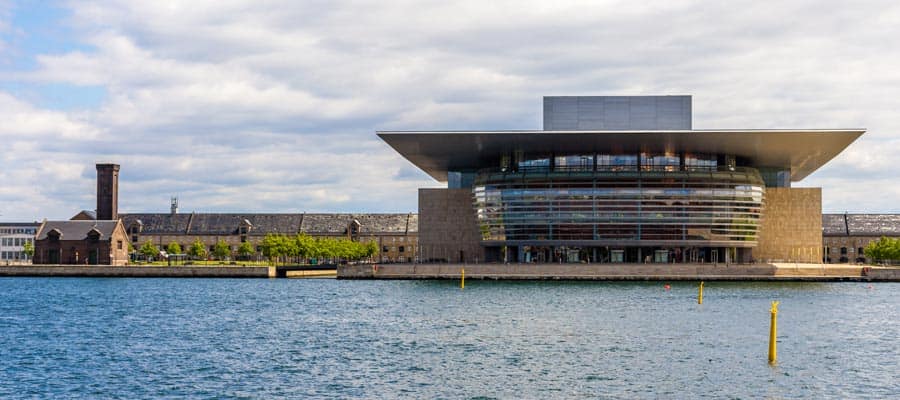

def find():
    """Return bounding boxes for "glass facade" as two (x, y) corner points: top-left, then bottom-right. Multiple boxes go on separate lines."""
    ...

(473, 153), (765, 262)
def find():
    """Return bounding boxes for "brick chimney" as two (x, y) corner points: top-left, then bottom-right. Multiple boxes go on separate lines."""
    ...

(96, 163), (119, 220)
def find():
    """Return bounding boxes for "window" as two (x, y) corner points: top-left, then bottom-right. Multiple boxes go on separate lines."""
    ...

(382, 246), (389, 253)
(518, 157), (550, 171)
(840, 247), (847, 255)
(684, 154), (717, 171)
(597, 154), (638, 171)
(554, 155), (594, 171)
(399, 246), (405, 253)
(641, 153), (680, 171)
(858, 247), (864, 255)
(117, 241), (123, 250)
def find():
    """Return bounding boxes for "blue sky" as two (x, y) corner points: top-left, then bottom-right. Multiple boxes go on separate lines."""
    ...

(1, 0), (899, 221)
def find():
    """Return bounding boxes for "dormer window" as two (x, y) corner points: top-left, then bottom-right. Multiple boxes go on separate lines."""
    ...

(87, 228), (102, 243)
(239, 219), (252, 242)
(128, 220), (143, 243)
(47, 229), (61, 243)
(347, 220), (361, 240)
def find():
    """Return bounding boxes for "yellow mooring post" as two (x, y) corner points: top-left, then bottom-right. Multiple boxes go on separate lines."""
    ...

(769, 300), (779, 364)
(461, 268), (465, 289)
(698, 281), (704, 304)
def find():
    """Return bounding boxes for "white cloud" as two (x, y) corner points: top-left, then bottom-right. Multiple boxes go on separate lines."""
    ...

(0, 0), (899, 220)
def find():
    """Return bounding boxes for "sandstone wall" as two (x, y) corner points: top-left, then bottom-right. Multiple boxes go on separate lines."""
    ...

(755, 187), (822, 263)
(418, 188), (484, 263)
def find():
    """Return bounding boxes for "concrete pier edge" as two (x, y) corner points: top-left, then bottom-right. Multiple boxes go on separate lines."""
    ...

(0, 265), (273, 278)
(338, 263), (900, 282)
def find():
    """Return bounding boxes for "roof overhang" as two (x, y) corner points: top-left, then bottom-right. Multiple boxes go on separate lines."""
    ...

(378, 129), (864, 182)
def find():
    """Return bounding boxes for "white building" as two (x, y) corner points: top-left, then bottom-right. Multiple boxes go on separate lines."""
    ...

(0, 222), (39, 264)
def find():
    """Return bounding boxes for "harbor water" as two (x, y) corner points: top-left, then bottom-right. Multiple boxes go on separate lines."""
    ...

(0, 278), (897, 398)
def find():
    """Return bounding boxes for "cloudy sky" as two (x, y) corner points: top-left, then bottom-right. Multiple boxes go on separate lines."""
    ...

(0, 0), (898, 221)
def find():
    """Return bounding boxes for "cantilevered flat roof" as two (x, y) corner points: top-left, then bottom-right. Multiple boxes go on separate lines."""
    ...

(378, 129), (864, 182)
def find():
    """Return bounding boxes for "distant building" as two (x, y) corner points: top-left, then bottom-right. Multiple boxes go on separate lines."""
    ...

(118, 212), (418, 263)
(31, 163), (128, 266)
(33, 220), (129, 265)
(823, 214), (900, 263)
(68, 163), (419, 264)
(0, 222), (39, 264)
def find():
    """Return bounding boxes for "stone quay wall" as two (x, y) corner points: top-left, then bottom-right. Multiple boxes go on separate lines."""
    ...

(339, 263), (900, 282)
(0, 265), (275, 278)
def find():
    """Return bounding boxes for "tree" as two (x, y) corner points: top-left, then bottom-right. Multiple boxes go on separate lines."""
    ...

(260, 234), (281, 264)
(237, 242), (254, 260)
(212, 240), (231, 261)
(166, 242), (182, 255)
(364, 241), (378, 260)
(188, 239), (207, 260)
(22, 241), (34, 260)
(865, 237), (900, 264)
(139, 241), (159, 261)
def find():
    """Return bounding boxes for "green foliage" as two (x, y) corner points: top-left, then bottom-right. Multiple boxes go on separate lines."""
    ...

(188, 239), (207, 260)
(166, 242), (182, 254)
(864, 237), (900, 263)
(23, 241), (35, 258)
(212, 240), (231, 260)
(258, 233), (377, 265)
(139, 241), (159, 259)
(238, 242), (254, 257)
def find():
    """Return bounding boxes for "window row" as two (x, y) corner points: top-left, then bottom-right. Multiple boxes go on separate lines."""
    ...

(0, 228), (37, 235)
(0, 251), (27, 260)
(1, 238), (33, 247)
(511, 153), (721, 172)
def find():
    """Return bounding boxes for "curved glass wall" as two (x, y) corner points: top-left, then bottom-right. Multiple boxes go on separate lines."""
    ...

(473, 163), (765, 247)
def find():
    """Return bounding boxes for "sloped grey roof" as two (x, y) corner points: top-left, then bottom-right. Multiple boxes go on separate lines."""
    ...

(36, 220), (120, 240)
(353, 214), (409, 233)
(70, 210), (97, 220)
(822, 214), (847, 235)
(299, 213), (353, 234)
(823, 214), (900, 236)
(190, 214), (303, 235)
(118, 213), (417, 236)
(121, 214), (192, 234)
(299, 214), (414, 234)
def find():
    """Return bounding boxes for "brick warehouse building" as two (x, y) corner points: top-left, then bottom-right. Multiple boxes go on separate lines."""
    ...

(823, 214), (900, 263)
(119, 212), (418, 263)
(33, 164), (130, 265)
(33, 219), (129, 265)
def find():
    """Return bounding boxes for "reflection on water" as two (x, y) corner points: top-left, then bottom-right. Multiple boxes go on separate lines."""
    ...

(0, 278), (897, 398)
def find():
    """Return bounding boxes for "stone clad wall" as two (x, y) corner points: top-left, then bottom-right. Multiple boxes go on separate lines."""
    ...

(418, 188), (484, 263)
(755, 187), (822, 263)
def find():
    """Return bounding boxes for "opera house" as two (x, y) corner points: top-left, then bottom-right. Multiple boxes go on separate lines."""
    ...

(379, 96), (864, 264)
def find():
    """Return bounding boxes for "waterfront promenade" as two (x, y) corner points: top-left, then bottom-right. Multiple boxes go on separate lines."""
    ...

(3, 263), (898, 281)
(339, 262), (900, 281)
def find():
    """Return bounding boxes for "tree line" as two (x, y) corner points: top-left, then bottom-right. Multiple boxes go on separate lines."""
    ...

(864, 237), (900, 264)
(135, 233), (378, 265)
